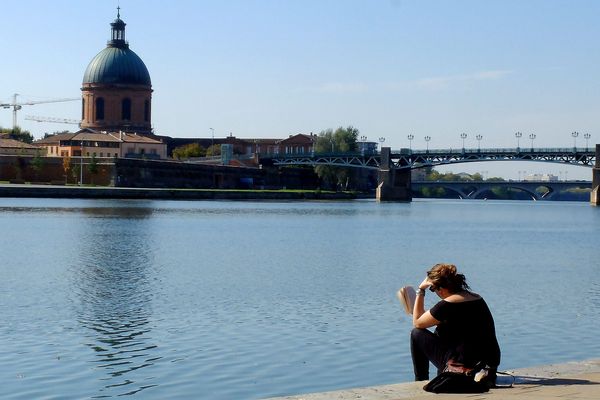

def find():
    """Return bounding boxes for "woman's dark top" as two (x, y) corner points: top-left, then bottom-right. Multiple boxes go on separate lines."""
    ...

(430, 297), (501, 369)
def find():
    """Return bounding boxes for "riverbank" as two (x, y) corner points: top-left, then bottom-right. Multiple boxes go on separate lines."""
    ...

(0, 183), (361, 201)
(263, 359), (600, 399)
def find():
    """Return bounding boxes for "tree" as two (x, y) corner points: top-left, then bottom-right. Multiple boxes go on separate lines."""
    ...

(72, 164), (81, 184)
(0, 126), (34, 143)
(172, 142), (206, 160)
(205, 144), (221, 157)
(313, 126), (359, 190)
(31, 150), (44, 180)
(63, 156), (72, 184)
(87, 154), (99, 185)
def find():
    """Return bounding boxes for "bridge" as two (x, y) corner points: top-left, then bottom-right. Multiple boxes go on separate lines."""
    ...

(258, 145), (600, 204)
(263, 147), (596, 170)
(412, 180), (591, 201)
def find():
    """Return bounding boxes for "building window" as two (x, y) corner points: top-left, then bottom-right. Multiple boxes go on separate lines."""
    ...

(95, 98), (105, 121)
(82, 98), (85, 120)
(122, 98), (132, 121)
(144, 99), (150, 122)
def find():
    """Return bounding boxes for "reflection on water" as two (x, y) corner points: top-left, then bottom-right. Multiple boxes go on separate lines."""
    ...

(69, 210), (159, 397)
(1, 198), (599, 400)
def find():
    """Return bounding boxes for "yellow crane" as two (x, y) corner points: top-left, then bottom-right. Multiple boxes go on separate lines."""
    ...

(0, 93), (79, 130)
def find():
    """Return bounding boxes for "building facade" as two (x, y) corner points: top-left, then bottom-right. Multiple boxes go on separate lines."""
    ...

(35, 129), (166, 159)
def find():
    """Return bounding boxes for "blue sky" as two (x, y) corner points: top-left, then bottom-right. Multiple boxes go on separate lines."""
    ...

(2, 0), (599, 179)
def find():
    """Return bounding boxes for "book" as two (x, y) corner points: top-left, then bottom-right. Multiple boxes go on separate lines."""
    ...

(397, 285), (416, 315)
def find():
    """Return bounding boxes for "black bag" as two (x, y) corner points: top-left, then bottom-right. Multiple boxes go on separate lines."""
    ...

(423, 360), (490, 394)
(423, 371), (490, 393)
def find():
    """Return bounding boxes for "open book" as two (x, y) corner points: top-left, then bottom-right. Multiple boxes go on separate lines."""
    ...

(397, 286), (416, 315)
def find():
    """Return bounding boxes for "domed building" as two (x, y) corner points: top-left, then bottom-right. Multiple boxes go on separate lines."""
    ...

(80, 9), (153, 135)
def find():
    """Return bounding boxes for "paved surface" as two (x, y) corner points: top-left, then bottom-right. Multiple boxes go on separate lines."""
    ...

(264, 359), (600, 400)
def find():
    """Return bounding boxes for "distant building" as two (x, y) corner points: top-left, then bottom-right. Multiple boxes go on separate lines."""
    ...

(357, 141), (378, 155)
(524, 173), (558, 182)
(80, 9), (153, 135)
(35, 128), (166, 159)
(278, 133), (316, 155)
(0, 137), (39, 156)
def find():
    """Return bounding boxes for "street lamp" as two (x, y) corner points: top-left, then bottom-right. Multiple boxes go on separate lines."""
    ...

(460, 133), (467, 151)
(476, 134), (483, 151)
(210, 127), (214, 151)
(407, 134), (414, 151)
(584, 133), (591, 150)
(529, 133), (536, 150)
(424, 136), (431, 152)
(515, 131), (522, 150)
(571, 131), (579, 150)
(80, 140), (84, 185)
(378, 137), (385, 151)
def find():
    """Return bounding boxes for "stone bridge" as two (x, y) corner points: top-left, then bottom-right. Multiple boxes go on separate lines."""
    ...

(412, 180), (591, 200)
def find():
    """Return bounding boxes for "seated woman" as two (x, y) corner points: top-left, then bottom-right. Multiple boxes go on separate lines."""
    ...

(411, 263), (501, 383)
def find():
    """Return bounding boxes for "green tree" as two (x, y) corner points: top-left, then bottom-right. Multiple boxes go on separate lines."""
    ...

(72, 164), (81, 184)
(172, 142), (206, 160)
(63, 156), (72, 184)
(313, 126), (359, 190)
(205, 144), (221, 157)
(31, 150), (44, 180)
(0, 126), (34, 143)
(87, 154), (99, 185)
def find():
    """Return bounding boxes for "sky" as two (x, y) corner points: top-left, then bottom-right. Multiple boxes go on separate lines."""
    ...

(2, 0), (599, 180)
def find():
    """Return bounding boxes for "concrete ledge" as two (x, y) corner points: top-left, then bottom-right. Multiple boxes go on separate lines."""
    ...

(0, 184), (356, 201)
(263, 359), (600, 400)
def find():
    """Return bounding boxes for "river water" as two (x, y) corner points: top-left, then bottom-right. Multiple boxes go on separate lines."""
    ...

(1, 198), (599, 399)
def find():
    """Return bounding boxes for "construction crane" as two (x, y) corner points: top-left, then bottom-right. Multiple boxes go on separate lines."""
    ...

(25, 115), (80, 126)
(0, 93), (79, 130)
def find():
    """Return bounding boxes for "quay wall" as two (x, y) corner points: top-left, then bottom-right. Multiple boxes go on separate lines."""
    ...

(0, 184), (356, 201)
(0, 155), (320, 190)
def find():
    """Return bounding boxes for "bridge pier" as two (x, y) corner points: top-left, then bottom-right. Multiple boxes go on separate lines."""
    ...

(376, 147), (412, 202)
(592, 145), (600, 206)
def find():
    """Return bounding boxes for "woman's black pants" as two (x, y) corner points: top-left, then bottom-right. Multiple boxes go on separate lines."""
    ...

(410, 328), (450, 381)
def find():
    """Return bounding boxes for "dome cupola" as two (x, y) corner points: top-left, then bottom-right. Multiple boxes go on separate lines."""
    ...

(80, 8), (153, 135)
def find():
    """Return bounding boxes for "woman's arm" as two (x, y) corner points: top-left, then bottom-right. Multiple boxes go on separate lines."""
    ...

(412, 278), (440, 329)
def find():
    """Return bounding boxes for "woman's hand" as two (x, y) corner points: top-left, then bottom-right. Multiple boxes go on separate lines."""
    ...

(418, 277), (432, 290)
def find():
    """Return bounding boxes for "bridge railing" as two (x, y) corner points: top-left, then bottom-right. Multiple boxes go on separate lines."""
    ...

(260, 147), (595, 158)
(394, 147), (594, 155)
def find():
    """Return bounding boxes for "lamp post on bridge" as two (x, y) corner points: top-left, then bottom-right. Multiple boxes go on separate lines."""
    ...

(424, 136), (431, 153)
(460, 133), (467, 152)
(571, 131), (579, 151)
(584, 133), (591, 151)
(360, 135), (367, 155)
(529, 133), (536, 151)
(476, 134), (483, 152)
(378, 137), (385, 152)
(407, 134), (414, 152)
(515, 131), (522, 151)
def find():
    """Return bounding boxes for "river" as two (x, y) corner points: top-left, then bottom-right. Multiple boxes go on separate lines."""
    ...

(1, 198), (599, 399)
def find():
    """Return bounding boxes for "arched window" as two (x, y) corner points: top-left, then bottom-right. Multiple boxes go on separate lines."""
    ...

(95, 98), (104, 121)
(82, 98), (85, 120)
(144, 99), (150, 122)
(122, 98), (131, 121)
